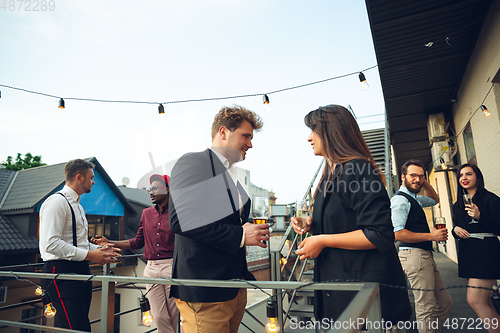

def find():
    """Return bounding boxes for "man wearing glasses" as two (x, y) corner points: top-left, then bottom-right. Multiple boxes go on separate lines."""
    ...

(92, 174), (179, 333)
(391, 159), (452, 333)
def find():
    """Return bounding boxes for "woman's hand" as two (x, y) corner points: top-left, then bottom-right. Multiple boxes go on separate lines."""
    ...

(295, 235), (325, 260)
(91, 235), (109, 246)
(454, 226), (469, 239)
(291, 216), (312, 235)
(465, 203), (480, 220)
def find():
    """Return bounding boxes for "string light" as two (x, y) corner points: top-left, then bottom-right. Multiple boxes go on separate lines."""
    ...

(42, 292), (57, 318)
(358, 72), (369, 91)
(263, 94), (270, 104)
(140, 296), (154, 326)
(265, 299), (280, 333)
(440, 158), (448, 170)
(58, 98), (65, 109)
(480, 105), (490, 116)
(35, 286), (43, 296)
(158, 103), (165, 115)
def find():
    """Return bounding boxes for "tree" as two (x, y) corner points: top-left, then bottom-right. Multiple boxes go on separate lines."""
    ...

(1, 153), (47, 171)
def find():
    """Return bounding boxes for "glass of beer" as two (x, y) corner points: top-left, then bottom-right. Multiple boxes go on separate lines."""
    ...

(252, 197), (269, 225)
(463, 194), (478, 224)
(435, 217), (447, 244)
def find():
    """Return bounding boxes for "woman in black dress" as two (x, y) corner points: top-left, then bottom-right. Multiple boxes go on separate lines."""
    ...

(452, 164), (500, 331)
(291, 105), (411, 328)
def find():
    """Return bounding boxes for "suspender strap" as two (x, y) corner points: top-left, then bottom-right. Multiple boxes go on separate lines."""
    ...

(57, 193), (77, 247)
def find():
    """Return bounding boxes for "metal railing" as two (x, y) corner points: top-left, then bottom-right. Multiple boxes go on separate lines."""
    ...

(0, 270), (382, 333)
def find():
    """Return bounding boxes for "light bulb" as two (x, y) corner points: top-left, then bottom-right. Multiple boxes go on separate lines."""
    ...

(265, 317), (281, 333)
(42, 292), (57, 318)
(265, 300), (280, 333)
(359, 72), (369, 91)
(262, 94), (270, 104)
(44, 303), (57, 318)
(140, 296), (154, 326)
(481, 105), (490, 116)
(142, 311), (154, 326)
(439, 158), (447, 170)
(35, 286), (43, 296)
(158, 103), (165, 115)
(58, 109), (66, 117)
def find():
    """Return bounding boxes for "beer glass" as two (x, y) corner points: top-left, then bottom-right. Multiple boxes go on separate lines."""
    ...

(435, 217), (447, 244)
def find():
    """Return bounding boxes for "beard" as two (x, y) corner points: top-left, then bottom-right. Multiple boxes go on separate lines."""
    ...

(403, 177), (422, 194)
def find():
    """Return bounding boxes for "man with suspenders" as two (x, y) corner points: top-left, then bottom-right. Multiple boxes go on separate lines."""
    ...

(391, 159), (453, 333)
(39, 159), (121, 331)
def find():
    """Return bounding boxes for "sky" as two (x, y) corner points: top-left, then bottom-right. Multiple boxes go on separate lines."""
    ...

(0, 0), (386, 204)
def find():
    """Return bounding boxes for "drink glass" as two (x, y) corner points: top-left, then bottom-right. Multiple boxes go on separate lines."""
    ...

(435, 217), (447, 244)
(252, 197), (269, 225)
(295, 200), (309, 232)
(463, 194), (478, 224)
(252, 197), (270, 245)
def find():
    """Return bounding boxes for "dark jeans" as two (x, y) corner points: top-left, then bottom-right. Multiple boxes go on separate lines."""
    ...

(42, 260), (92, 332)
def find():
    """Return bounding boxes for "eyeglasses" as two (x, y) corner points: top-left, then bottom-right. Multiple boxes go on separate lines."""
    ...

(407, 173), (425, 180)
(148, 186), (168, 193)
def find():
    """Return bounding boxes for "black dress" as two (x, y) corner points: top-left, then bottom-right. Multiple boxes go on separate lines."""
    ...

(452, 189), (500, 279)
(312, 159), (412, 324)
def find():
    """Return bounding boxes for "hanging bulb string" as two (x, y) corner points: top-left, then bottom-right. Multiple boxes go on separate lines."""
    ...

(454, 83), (494, 139)
(9, 271), (41, 288)
(424, 83), (495, 171)
(0, 14), (494, 109)
(0, 66), (378, 108)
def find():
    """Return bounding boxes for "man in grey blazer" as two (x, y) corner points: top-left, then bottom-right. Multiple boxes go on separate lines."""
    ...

(169, 105), (270, 333)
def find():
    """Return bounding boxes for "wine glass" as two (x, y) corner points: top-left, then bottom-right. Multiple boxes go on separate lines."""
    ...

(463, 194), (478, 224)
(434, 217), (447, 244)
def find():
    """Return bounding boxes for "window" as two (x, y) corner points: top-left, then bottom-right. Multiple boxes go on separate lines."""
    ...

(463, 123), (477, 164)
(20, 308), (40, 333)
(0, 286), (6, 303)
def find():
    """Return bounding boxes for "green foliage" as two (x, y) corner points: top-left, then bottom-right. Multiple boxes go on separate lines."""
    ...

(1, 153), (46, 171)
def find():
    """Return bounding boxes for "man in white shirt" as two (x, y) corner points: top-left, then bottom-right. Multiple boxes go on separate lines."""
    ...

(169, 106), (270, 333)
(39, 159), (121, 332)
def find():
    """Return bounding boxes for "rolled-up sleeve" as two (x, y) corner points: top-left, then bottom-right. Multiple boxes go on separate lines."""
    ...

(391, 195), (410, 232)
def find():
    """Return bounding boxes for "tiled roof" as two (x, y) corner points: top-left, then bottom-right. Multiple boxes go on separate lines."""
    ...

(0, 162), (66, 212)
(118, 186), (152, 207)
(0, 169), (16, 203)
(0, 215), (38, 252)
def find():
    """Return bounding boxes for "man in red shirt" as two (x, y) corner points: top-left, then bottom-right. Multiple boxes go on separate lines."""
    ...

(92, 174), (178, 333)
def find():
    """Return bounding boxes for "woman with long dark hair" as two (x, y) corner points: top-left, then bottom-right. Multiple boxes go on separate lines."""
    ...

(292, 105), (411, 327)
(452, 164), (500, 332)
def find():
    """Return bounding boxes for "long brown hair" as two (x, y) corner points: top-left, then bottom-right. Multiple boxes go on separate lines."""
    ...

(453, 163), (485, 220)
(304, 105), (385, 197)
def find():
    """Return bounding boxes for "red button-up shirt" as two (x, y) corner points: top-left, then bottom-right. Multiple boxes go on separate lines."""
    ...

(128, 205), (175, 260)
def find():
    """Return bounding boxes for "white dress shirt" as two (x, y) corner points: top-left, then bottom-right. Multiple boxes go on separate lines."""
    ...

(210, 148), (246, 247)
(39, 185), (97, 261)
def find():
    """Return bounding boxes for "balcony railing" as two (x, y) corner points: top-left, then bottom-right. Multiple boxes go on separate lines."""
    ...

(0, 268), (382, 333)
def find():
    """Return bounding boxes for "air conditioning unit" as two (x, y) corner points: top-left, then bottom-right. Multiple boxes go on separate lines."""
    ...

(427, 113), (447, 142)
(431, 140), (451, 169)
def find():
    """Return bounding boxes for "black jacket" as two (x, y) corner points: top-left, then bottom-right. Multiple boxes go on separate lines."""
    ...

(169, 149), (254, 302)
(312, 159), (411, 323)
